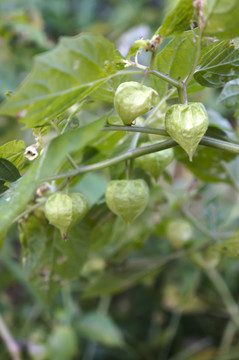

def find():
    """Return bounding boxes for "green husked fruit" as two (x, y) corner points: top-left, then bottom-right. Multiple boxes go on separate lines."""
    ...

(44, 192), (88, 238)
(136, 142), (174, 179)
(165, 102), (208, 161)
(105, 179), (149, 223)
(166, 218), (194, 249)
(48, 325), (78, 360)
(114, 81), (158, 125)
(70, 192), (89, 225)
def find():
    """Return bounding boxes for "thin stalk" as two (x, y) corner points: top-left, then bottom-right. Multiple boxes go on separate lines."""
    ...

(124, 60), (184, 103)
(0, 315), (22, 360)
(43, 130), (239, 182)
(219, 320), (237, 357)
(148, 69), (185, 104)
(43, 139), (177, 181)
(206, 268), (239, 329)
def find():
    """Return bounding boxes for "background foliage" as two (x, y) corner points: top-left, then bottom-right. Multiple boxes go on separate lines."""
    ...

(1, 1), (239, 360)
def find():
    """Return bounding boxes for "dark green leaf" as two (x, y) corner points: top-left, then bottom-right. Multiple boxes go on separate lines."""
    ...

(218, 79), (239, 109)
(0, 34), (120, 127)
(194, 41), (239, 87)
(0, 158), (21, 182)
(0, 181), (8, 194)
(155, 0), (194, 38)
(203, 0), (239, 39)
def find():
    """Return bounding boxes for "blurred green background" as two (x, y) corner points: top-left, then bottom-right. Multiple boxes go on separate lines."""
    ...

(1, 1), (239, 360)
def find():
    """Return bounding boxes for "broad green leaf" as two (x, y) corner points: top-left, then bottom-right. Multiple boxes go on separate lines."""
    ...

(0, 158), (21, 182)
(218, 79), (239, 108)
(151, 31), (203, 99)
(203, 0), (239, 39)
(194, 40), (239, 87)
(0, 115), (107, 237)
(20, 216), (89, 300)
(175, 146), (236, 183)
(213, 230), (239, 258)
(78, 312), (125, 347)
(0, 140), (25, 168)
(155, 0), (194, 38)
(0, 34), (121, 128)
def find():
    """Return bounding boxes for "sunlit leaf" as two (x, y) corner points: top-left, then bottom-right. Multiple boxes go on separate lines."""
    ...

(194, 40), (239, 87)
(0, 140), (25, 169)
(155, 0), (194, 38)
(218, 79), (239, 109)
(0, 34), (121, 127)
(203, 0), (239, 39)
(151, 31), (204, 99)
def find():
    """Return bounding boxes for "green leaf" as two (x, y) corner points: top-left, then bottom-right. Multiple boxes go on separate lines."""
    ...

(20, 216), (89, 300)
(0, 158), (21, 182)
(0, 115), (107, 237)
(0, 181), (8, 194)
(155, 0), (194, 38)
(78, 312), (125, 347)
(0, 34), (120, 128)
(151, 31), (203, 99)
(213, 230), (239, 258)
(203, 0), (239, 39)
(194, 40), (239, 87)
(218, 79), (239, 108)
(0, 140), (25, 168)
(175, 145), (236, 183)
(127, 39), (150, 59)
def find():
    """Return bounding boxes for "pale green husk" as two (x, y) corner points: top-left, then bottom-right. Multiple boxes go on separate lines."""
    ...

(136, 142), (174, 178)
(165, 102), (209, 161)
(114, 81), (159, 125)
(166, 219), (194, 249)
(105, 179), (149, 223)
(45, 192), (88, 237)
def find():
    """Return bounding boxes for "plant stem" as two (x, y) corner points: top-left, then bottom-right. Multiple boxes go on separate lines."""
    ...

(219, 320), (237, 357)
(124, 60), (185, 103)
(0, 315), (22, 360)
(104, 126), (239, 154)
(205, 268), (239, 329)
(148, 69), (185, 103)
(43, 139), (177, 181)
(43, 125), (239, 182)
